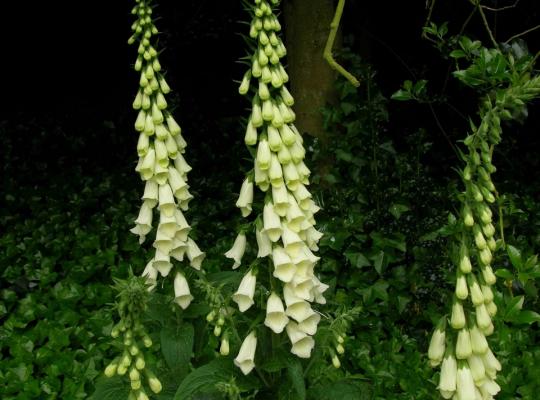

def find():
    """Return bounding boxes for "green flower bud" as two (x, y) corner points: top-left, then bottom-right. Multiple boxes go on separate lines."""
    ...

(239, 70), (251, 95)
(141, 93), (151, 110)
(332, 354), (341, 368)
(463, 204), (474, 227)
(258, 48), (269, 66)
(214, 325), (222, 337)
(455, 328), (472, 359)
(259, 30), (269, 45)
(261, 65), (272, 83)
(336, 344), (345, 355)
(479, 247), (492, 266)
(135, 354), (145, 370)
(252, 58), (262, 78)
(473, 225), (487, 250)
(280, 86), (294, 106)
(455, 272), (468, 300)
(467, 274), (484, 306)
(104, 360), (119, 377)
(143, 335), (152, 348)
(206, 310), (216, 322)
(245, 119), (258, 146)
(129, 367), (140, 382)
(135, 110), (146, 132)
(220, 337), (230, 356)
(262, 99), (274, 121)
(259, 81), (270, 100)
(480, 265), (496, 285)
(156, 92), (167, 110)
(451, 299), (466, 329)
(146, 371), (162, 394)
(158, 76), (171, 94)
(129, 344), (140, 356)
(152, 58), (161, 72)
(131, 379), (141, 390)
(133, 90), (143, 110)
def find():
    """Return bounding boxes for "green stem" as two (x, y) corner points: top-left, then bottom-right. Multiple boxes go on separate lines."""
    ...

(323, 0), (360, 87)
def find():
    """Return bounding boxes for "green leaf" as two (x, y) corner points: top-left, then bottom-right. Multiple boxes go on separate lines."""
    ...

(286, 357), (306, 400)
(511, 310), (540, 325)
(161, 323), (194, 377)
(344, 252), (371, 269)
(174, 358), (233, 400)
(449, 50), (466, 59)
(495, 268), (514, 280)
(507, 245), (523, 270)
(504, 296), (524, 320)
(89, 376), (129, 400)
(390, 89), (412, 101)
(308, 380), (371, 400)
(388, 204), (409, 220)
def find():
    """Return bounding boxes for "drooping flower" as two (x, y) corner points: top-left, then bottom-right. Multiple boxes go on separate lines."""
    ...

(233, 270), (257, 312)
(173, 272), (193, 310)
(264, 292), (289, 333)
(234, 331), (257, 375)
(224, 232), (247, 269)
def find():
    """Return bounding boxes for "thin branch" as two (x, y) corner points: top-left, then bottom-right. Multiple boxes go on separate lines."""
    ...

(422, 0), (437, 40)
(481, 0), (520, 12)
(504, 24), (540, 44)
(476, 1), (500, 49)
(323, 0), (360, 87)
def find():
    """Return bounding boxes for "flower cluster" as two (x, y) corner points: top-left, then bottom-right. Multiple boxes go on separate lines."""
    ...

(429, 102), (504, 399)
(104, 275), (162, 400)
(129, 0), (204, 302)
(226, 0), (327, 375)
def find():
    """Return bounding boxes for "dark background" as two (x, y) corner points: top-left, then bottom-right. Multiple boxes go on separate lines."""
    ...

(1, 0), (539, 188)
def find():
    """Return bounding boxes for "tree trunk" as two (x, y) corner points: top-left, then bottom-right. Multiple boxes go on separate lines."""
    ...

(283, 0), (339, 139)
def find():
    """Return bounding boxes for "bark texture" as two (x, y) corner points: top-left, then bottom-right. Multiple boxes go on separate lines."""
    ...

(283, 0), (339, 139)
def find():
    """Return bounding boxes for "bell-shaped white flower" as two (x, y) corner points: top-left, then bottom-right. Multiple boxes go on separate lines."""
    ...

(470, 323), (488, 354)
(481, 348), (501, 376)
(174, 153), (192, 174)
(170, 238), (187, 261)
(283, 162), (300, 190)
(451, 299), (466, 329)
(256, 227), (272, 258)
(225, 233), (247, 269)
(131, 201), (154, 241)
(480, 378), (501, 397)
(233, 270), (257, 312)
(268, 155), (283, 187)
(138, 148), (155, 180)
(291, 274), (315, 300)
(142, 179), (159, 208)
(292, 184), (312, 211)
(438, 351), (457, 394)
(254, 159), (269, 191)
(263, 203), (282, 242)
(475, 304), (491, 330)
(186, 238), (205, 270)
(282, 225), (303, 257)
(428, 319), (446, 365)
(168, 166), (189, 200)
(158, 212), (177, 238)
(142, 260), (158, 291)
(283, 284), (312, 322)
(158, 183), (176, 217)
(455, 272), (468, 300)
(153, 249), (172, 277)
(234, 331), (257, 375)
(467, 354), (486, 384)
(286, 321), (315, 359)
(311, 276), (329, 304)
(272, 247), (295, 282)
(264, 292), (289, 333)
(456, 362), (476, 400)
(154, 162), (169, 185)
(297, 309), (320, 335)
(153, 229), (173, 254)
(285, 195), (305, 232)
(174, 209), (191, 241)
(173, 272), (193, 309)
(272, 184), (289, 216)
(236, 178), (254, 217)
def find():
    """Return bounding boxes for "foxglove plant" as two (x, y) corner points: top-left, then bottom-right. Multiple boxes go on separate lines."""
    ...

(224, 0), (329, 375)
(105, 0), (205, 397)
(427, 43), (540, 399)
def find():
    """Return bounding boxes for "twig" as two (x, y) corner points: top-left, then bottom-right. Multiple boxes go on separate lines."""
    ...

(476, 1), (501, 49)
(422, 0), (437, 40)
(481, 0), (520, 12)
(323, 0), (360, 87)
(504, 24), (540, 44)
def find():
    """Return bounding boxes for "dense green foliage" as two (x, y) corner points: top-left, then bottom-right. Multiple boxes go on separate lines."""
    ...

(2, 5), (540, 400)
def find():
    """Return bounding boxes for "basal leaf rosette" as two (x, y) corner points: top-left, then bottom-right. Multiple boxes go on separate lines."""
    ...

(225, 0), (328, 375)
(129, 0), (205, 303)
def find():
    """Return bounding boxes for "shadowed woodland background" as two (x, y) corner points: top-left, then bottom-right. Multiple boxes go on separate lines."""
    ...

(1, 0), (540, 399)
